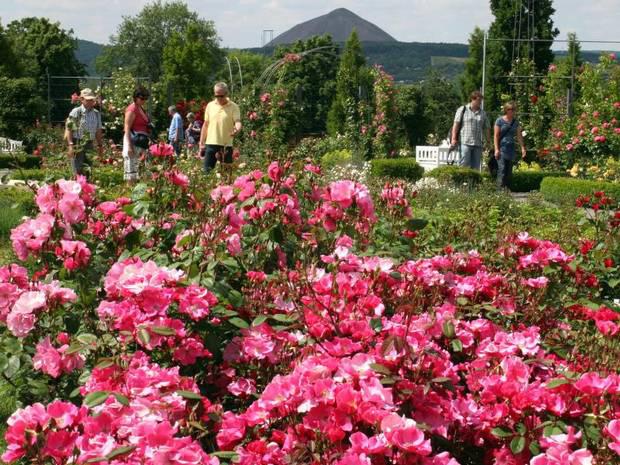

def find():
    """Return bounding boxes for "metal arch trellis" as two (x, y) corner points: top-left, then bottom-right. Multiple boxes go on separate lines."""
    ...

(255, 45), (339, 90)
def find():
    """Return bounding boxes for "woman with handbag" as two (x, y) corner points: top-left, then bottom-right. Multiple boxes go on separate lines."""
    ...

(494, 101), (526, 190)
(122, 86), (152, 183)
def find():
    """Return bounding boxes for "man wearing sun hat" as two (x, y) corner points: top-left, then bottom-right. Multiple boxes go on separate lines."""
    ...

(64, 88), (104, 176)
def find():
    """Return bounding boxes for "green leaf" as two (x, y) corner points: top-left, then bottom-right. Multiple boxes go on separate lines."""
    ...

(405, 218), (428, 231)
(150, 326), (176, 336)
(607, 278), (620, 288)
(64, 342), (84, 355)
(4, 355), (21, 378)
(113, 393), (130, 406)
(95, 359), (115, 369)
(176, 390), (202, 400)
(546, 378), (570, 389)
(451, 339), (463, 352)
(228, 290), (244, 308)
(442, 321), (455, 338)
(212, 451), (239, 459)
(529, 441), (541, 456)
(370, 363), (392, 375)
(510, 436), (526, 454)
(77, 333), (98, 345)
(228, 317), (249, 329)
(137, 328), (151, 345)
(85, 456), (107, 463)
(83, 391), (110, 408)
(69, 387), (82, 398)
(271, 313), (299, 323)
(491, 427), (513, 438)
(370, 318), (383, 332)
(106, 445), (137, 460)
(252, 315), (268, 326)
(389, 271), (402, 280)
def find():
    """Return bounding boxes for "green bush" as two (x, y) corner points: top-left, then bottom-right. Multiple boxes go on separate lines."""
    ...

(509, 171), (567, 192)
(321, 149), (353, 169)
(370, 158), (424, 182)
(10, 167), (124, 188)
(0, 187), (35, 243)
(425, 165), (482, 186)
(0, 154), (42, 169)
(540, 177), (620, 206)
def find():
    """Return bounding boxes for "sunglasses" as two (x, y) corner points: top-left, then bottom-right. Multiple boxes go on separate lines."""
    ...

(137, 96), (149, 101)
(215, 94), (226, 98)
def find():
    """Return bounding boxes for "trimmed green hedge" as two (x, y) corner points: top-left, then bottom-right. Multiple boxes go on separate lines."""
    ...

(370, 158), (424, 182)
(10, 167), (124, 188)
(509, 171), (567, 192)
(540, 177), (620, 206)
(426, 166), (483, 186)
(0, 187), (35, 242)
(0, 154), (41, 169)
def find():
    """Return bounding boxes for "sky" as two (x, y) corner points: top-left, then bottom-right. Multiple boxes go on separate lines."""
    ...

(1, 0), (619, 50)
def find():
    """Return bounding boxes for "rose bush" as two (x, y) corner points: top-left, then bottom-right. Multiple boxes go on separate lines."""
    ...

(1, 154), (619, 465)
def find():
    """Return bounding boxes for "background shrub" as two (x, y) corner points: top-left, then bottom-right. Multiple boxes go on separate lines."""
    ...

(321, 149), (353, 169)
(0, 154), (42, 169)
(0, 186), (35, 243)
(370, 157), (424, 181)
(425, 165), (482, 186)
(508, 170), (567, 192)
(540, 177), (620, 206)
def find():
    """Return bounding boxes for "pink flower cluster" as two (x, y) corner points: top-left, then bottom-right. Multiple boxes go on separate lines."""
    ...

(33, 335), (85, 378)
(97, 257), (216, 364)
(0, 264), (76, 337)
(3, 352), (218, 465)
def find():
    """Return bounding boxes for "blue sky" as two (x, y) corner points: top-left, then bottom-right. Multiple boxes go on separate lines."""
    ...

(1, 0), (619, 50)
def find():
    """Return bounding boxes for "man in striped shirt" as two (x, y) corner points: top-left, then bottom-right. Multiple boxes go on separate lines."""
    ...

(64, 88), (104, 176)
(450, 90), (490, 170)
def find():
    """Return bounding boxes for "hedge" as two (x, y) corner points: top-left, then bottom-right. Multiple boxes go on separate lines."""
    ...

(321, 149), (352, 169)
(540, 177), (620, 206)
(10, 167), (124, 188)
(0, 186), (35, 242)
(0, 154), (42, 169)
(425, 166), (483, 186)
(508, 171), (567, 192)
(370, 158), (424, 182)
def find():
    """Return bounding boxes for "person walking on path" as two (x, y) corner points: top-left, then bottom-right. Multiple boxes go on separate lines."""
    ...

(168, 105), (184, 158)
(494, 101), (527, 190)
(122, 86), (152, 184)
(198, 82), (242, 174)
(450, 90), (491, 170)
(64, 88), (104, 177)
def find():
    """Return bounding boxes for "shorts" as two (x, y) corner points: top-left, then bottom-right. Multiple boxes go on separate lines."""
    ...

(204, 145), (233, 172)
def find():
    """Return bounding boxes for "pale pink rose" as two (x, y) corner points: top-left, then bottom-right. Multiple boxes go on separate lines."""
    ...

(33, 337), (63, 377)
(58, 194), (86, 224)
(605, 420), (620, 455)
(226, 233), (242, 256)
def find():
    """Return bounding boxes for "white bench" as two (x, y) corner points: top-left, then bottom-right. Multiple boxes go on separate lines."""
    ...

(0, 137), (24, 153)
(415, 145), (460, 172)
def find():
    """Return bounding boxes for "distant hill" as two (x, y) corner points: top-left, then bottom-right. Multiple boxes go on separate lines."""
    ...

(76, 39), (104, 76)
(266, 8), (396, 46)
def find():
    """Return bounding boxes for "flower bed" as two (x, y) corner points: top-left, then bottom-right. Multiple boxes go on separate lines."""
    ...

(0, 150), (619, 465)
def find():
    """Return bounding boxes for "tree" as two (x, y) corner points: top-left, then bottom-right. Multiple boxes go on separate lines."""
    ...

(459, 27), (485, 101)
(327, 30), (371, 136)
(215, 50), (272, 95)
(421, 70), (461, 143)
(396, 85), (432, 148)
(5, 17), (85, 87)
(0, 77), (46, 137)
(485, 0), (559, 111)
(96, 0), (220, 81)
(161, 22), (224, 101)
(0, 23), (22, 78)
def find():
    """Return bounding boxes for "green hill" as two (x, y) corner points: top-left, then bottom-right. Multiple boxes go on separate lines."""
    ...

(76, 39), (104, 75)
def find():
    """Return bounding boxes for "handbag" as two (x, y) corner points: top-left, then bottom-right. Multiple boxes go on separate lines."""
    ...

(131, 132), (150, 150)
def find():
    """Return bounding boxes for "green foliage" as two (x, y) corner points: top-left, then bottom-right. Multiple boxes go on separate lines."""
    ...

(96, 0), (220, 81)
(540, 177), (620, 206)
(217, 51), (271, 95)
(460, 27), (485, 101)
(396, 84), (431, 148)
(370, 158), (424, 181)
(327, 30), (371, 138)
(0, 187), (35, 243)
(10, 167), (124, 188)
(161, 22), (224, 101)
(370, 66), (400, 158)
(0, 77), (46, 139)
(321, 149), (353, 169)
(0, 154), (42, 169)
(485, 0), (559, 111)
(425, 166), (483, 186)
(508, 170), (567, 192)
(420, 70), (462, 143)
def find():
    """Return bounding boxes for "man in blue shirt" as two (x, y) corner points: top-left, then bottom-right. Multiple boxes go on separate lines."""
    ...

(168, 106), (184, 157)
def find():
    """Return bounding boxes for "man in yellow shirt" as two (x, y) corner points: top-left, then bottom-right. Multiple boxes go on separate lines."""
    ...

(199, 82), (242, 173)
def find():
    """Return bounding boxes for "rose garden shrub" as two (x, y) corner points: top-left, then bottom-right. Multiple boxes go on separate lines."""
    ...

(370, 157), (424, 181)
(0, 147), (620, 465)
(425, 165), (483, 187)
(507, 170), (567, 193)
(321, 149), (353, 169)
(540, 176), (620, 206)
(0, 154), (42, 170)
(0, 187), (35, 244)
